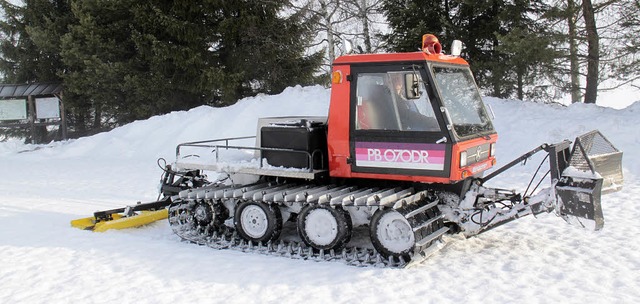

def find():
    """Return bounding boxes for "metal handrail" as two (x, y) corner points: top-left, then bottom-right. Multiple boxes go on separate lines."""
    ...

(176, 135), (256, 158)
(176, 136), (323, 173)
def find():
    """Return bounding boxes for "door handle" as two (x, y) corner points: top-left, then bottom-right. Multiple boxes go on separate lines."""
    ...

(436, 137), (447, 144)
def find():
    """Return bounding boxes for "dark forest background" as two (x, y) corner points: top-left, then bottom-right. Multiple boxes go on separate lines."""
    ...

(1, 0), (638, 140)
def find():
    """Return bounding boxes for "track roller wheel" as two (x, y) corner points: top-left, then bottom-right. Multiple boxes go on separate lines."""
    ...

(193, 200), (227, 235)
(193, 201), (213, 226)
(234, 201), (282, 243)
(370, 208), (415, 261)
(297, 205), (352, 251)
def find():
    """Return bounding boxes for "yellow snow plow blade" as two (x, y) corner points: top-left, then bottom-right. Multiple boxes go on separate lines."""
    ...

(71, 198), (172, 232)
(70, 209), (168, 232)
(71, 213), (125, 230)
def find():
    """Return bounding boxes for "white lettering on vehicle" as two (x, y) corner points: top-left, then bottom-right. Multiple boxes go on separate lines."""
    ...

(366, 148), (430, 163)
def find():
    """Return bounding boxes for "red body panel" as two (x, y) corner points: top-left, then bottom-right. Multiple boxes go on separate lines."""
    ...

(449, 134), (498, 181)
(327, 64), (352, 178)
(332, 52), (469, 66)
(327, 52), (497, 184)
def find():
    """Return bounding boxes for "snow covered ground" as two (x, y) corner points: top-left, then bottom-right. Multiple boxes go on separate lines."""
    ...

(1, 85), (639, 303)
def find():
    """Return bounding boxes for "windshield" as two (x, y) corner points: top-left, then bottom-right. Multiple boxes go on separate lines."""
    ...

(355, 70), (440, 132)
(432, 66), (494, 138)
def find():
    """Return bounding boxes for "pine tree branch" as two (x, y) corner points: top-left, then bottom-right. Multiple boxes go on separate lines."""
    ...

(598, 76), (640, 91)
(593, 0), (622, 12)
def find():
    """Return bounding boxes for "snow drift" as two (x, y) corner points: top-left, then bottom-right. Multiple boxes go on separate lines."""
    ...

(1, 85), (638, 303)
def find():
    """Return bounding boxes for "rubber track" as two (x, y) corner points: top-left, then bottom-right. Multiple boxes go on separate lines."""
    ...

(167, 183), (447, 268)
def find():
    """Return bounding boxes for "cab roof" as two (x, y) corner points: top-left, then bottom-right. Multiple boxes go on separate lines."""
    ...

(333, 51), (469, 66)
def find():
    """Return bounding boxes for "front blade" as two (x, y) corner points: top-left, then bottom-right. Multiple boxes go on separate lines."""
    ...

(556, 175), (604, 230)
(569, 130), (623, 194)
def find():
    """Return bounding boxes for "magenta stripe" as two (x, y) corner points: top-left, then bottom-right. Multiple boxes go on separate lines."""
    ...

(356, 142), (445, 150)
(354, 154), (445, 164)
(355, 148), (445, 158)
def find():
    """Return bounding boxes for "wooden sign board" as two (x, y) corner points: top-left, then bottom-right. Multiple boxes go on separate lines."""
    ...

(0, 99), (27, 120)
(36, 97), (60, 119)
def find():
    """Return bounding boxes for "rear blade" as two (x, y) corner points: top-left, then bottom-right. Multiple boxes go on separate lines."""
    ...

(70, 210), (167, 232)
(70, 213), (124, 230)
(70, 217), (97, 230)
(71, 198), (172, 232)
(93, 209), (168, 232)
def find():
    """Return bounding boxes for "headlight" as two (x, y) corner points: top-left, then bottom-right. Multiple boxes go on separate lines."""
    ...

(490, 143), (496, 157)
(460, 151), (467, 167)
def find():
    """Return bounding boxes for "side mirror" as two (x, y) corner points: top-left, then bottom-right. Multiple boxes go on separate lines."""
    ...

(404, 73), (421, 99)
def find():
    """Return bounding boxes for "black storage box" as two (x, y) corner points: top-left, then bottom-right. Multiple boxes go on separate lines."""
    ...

(260, 120), (327, 169)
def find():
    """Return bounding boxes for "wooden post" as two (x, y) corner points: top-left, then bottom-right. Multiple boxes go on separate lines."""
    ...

(57, 91), (68, 140)
(27, 95), (36, 144)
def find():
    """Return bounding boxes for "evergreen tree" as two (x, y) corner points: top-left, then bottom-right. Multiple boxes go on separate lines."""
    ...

(381, 0), (446, 52)
(125, 1), (228, 114)
(614, 0), (640, 87)
(60, 0), (322, 125)
(381, 0), (502, 94)
(534, 0), (640, 105)
(381, 0), (554, 99)
(0, 0), (73, 142)
(494, 1), (558, 100)
(0, 0), (71, 83)
(61, 0), (224, 126)
(2, 1), (322, 138)
(216, 0), (323, 104)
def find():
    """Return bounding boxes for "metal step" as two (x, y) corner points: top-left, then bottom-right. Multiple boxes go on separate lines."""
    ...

(405, 200), (438, 219)
(415, 227), (449, 247)
(412, 213), (445, 232)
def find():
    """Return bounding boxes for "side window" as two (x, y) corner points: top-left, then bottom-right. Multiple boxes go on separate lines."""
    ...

(355, 71), (440, 132)
(355, 73), (398, 130)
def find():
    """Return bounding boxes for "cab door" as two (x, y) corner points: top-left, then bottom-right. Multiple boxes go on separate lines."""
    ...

(349, 64), (452, 179)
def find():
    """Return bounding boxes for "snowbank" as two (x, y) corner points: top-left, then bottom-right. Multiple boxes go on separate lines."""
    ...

(1, 86), (638, 303)
(485, 97), (639, 183)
